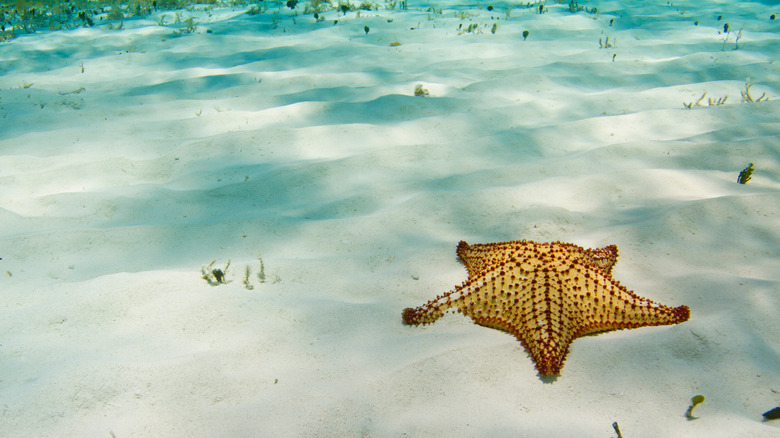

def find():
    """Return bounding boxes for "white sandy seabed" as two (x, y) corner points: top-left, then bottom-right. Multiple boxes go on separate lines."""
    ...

(1, 0), (779, 436)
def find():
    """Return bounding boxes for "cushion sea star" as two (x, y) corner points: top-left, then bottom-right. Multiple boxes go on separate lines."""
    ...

(402, 239), (691, 376)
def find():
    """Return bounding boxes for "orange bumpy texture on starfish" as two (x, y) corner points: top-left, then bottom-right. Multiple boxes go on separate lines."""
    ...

(402, 240), (690, 376)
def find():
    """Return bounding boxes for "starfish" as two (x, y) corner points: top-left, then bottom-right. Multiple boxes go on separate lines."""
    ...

(402, 239), (690, 376)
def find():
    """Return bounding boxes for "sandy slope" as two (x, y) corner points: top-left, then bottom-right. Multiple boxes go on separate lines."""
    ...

(1, 0), (779, 436)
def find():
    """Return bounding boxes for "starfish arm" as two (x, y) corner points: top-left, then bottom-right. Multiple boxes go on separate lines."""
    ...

(402, 280), (472, 326)
(562, 265), (691, 336)
(457, 240), (536, 279)
(582, 244), (619, 275)
(577, 301), (691, 335)
(457, 240), (505, 279)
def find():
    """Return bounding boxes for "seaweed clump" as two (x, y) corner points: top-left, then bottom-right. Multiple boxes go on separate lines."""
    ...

(414, 84), (429, 97)
(737, 163), (754, 184)
(202, 259), (230, 285)
(685, 395), (705, 420)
